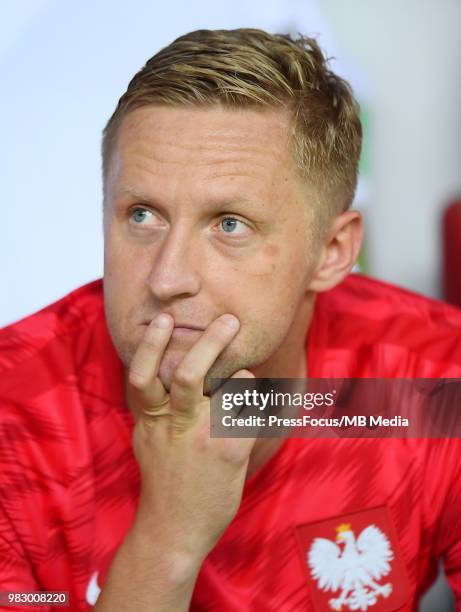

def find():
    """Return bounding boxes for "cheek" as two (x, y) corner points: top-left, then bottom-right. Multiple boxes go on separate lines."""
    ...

(216, 263), (303, 333)
(226, 242), (307, 293)
(210, 241), (307, 310)
(105, 233), (149, 289)
(104, 245), (153, 330)
(209, 243), (280, 283)
(244, 243), (279, 277)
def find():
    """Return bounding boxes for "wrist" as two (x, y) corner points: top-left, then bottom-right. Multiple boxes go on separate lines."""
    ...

(126, 517), (205, 584)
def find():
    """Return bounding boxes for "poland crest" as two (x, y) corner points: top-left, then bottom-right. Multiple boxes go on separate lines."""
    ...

(308, 523), (394, 611)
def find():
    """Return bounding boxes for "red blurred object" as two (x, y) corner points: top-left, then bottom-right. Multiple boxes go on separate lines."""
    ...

(442, 199), (461, 308)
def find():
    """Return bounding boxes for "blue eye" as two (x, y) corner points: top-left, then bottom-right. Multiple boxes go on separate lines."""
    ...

(131, 208), (153, 224)
(220, 217), (246, 234)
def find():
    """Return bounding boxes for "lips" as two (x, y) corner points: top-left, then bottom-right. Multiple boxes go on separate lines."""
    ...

(171, 326), (204, 339)
(142, 319), (205, 331)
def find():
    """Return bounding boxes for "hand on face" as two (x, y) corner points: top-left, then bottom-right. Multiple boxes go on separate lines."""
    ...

(126, 311), (256, 561)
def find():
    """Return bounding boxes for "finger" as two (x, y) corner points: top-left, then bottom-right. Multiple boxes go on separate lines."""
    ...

(229, 369), (254, 379)
(215, 367), (256, 394)
(228, 368), (256, 392)
(226, 369), (256, 417)
(128, 314), (173, 408)
(170, 314), (240, 417)
(228, 369), (258, 452)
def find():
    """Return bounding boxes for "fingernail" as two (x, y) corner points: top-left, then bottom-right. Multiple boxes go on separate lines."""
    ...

(154, 314), (171, 329)
(220, 314), (239, 330)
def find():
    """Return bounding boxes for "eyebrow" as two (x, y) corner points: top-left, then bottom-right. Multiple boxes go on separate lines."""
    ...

(117, 186), (262, 213)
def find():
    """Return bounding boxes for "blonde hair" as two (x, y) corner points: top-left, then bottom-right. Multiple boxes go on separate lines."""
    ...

(102, 28), (362, 217)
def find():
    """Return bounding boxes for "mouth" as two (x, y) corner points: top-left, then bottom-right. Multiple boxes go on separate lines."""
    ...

(173, 323), (205, 331)
(141, 318), (207, 341)
(171, 326), (204, 337)
(142, 319), (205, 331)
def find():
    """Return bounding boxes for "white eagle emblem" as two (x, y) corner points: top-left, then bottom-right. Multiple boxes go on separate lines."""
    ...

(308, 523), (394, 611)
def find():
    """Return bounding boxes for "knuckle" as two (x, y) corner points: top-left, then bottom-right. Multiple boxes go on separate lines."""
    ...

(173, 367), (200, 389)
(171, 416), (194, 435)
(128, 369), (149, 389)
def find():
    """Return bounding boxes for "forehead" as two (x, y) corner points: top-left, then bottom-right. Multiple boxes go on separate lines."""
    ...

(107, 106), (301, 193)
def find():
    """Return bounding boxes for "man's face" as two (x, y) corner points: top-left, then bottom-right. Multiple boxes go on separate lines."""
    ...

(103, 106), (320, 391)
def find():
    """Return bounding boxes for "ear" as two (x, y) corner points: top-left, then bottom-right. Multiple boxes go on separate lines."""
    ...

(308, 210), (363, 292)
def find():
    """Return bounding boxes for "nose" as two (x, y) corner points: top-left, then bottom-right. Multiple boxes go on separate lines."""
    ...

(147, 224), (201, 301)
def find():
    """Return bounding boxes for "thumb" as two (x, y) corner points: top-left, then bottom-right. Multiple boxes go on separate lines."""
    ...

(213, 369), (256, 402)
(227, 369), (258, 452)
(230, 369), (255, 379)
(229, 368), (257, 401)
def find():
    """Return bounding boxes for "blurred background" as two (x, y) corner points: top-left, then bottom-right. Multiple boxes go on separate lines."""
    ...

(1, 1), (460, 608)
(1, 0), (461, 328)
